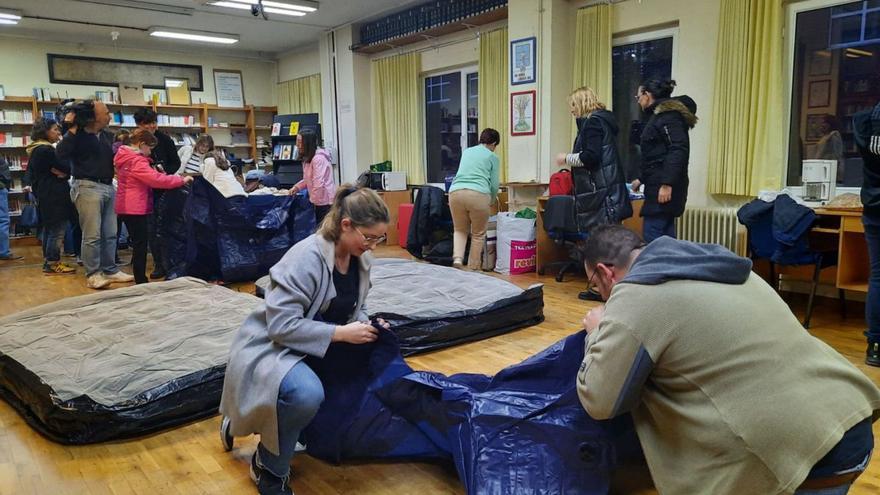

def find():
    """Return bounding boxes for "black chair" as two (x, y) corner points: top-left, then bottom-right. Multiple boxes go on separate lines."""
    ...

(539, 195), (588, 282)
(738, 197), (845, 329)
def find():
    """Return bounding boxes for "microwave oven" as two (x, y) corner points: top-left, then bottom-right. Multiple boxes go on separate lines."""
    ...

(369, 171), (407, 191)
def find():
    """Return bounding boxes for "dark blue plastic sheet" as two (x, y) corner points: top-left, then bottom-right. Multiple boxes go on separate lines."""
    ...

(302, 330), (642, 494)
(161, 178), (315, 282)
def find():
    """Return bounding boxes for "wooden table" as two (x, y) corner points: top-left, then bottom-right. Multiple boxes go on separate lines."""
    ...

(536, 197), (644, 276)
(812, 208), (869, 293)
(376, 189), (412, 246)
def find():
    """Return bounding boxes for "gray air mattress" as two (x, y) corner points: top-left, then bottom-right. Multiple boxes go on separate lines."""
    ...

(257, 258), (545, 355)
(0, 277), (260, 444)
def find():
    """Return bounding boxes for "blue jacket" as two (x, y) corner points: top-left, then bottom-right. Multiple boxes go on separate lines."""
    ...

(737, 195), (818, 266)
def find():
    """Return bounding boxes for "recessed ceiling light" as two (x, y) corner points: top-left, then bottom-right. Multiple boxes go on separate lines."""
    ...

(148, 27), (239, 44)
(208, 0), (318, 15)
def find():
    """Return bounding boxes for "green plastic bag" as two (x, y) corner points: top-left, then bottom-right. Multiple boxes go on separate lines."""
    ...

(515, 208), (537, 219)
(370, 161), (392, 172)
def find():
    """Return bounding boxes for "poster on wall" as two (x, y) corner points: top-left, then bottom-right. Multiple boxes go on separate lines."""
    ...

(510, 37), (536, 85)
(510, 90), (536, 136)
(807, 80), (831, 108)
(214, 69), (245, 108)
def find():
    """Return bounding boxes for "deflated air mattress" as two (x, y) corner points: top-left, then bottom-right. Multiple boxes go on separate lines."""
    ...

(256, 258), (544, 355)
(0, 278), (260, 444)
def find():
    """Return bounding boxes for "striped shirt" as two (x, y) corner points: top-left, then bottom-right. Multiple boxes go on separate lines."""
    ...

(183, 152), (204, 174)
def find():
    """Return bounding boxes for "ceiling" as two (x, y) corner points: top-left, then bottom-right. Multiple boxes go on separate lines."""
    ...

(0, 0), (424, 59)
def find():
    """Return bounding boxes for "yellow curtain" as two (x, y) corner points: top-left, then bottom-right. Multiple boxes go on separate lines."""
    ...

(707, 0), (784, 196)
(277, 74), (322, 120)
(572, 4), (612, 106)
(478, 27), (509, 183)
(371, 52), (424, 185)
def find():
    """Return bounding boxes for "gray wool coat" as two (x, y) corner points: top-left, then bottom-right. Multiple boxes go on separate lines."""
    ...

(219, 233), (372, 455)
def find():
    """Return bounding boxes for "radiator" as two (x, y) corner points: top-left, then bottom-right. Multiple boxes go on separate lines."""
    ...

(675, 207), (747, 257)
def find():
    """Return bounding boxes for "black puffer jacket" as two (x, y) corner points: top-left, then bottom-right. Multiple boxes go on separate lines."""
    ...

(571, 110), (632, 232)
(637, 96), (697, 218)
(152, 130), (182, 175)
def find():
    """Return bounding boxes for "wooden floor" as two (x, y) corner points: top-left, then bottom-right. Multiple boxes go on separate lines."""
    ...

(1, 240), (879, 495)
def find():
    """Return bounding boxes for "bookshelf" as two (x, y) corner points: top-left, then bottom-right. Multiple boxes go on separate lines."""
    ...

(352, 2), (507, 54)
(0, 94), (276, 237)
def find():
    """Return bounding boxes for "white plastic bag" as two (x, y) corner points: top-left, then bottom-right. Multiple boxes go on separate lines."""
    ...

(494, 212), (537, 275)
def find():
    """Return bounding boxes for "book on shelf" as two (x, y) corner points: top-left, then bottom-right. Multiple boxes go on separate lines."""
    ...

(0, 133), (32, 147)
(95, 90), (116, 104)
(280, 144), (292, 160)
(288, 122), (299, 136)
(271, 123), (281, 136)
(0, 109), (34, 124)
(0, 155), (28, 170)
(157, 114), (199, 127)
(32, 87), (53, 102)
(272, 143), (282, 159)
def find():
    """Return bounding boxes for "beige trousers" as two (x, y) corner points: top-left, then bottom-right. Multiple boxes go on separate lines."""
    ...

(449, 189), (491, 270)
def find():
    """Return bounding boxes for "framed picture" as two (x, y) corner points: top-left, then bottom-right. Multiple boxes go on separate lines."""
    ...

(510, 90), (536, 136)
(213, 69), (245, 108)
(510, 37), (536, 86)
(165, 78), (191, 105)
(808, 80), (831, 108)
(806, 114), (826, 142)
(47, 54), (203, 90)
(808, 50), (832, 76)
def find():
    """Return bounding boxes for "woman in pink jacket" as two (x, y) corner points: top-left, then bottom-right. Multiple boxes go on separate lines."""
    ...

(115, 129), (192, 284)
(288, 128), (336, 225)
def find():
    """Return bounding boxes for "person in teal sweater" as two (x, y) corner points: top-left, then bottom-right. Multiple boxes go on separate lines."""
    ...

(449, 128), (501, 270)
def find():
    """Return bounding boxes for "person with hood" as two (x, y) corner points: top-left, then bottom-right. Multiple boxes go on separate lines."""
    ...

(854, 101), (880, 367)
(448, 128), (501, 270)
(630, 78), (697, 242)
(114, 129), (191, 284)
(288, 128), (336, 225)
(27, 118), (76, 274)
(576, 225), (880, 495)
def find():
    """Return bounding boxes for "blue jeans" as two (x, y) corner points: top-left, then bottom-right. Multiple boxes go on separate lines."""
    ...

(643, 214), (676, 243)
(42, 220), (68, 263)
(0, 188), (9, 257)
(257, 362), (324, 478)
(65, 221), (81, 256)
(865, 222), (880, 342)
(71, 180), (118, 277)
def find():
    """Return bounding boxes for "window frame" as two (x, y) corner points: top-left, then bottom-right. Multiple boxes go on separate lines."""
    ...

(784, 0), (874, 193)
(420, 64), (478, 187)
(611, 26), (680, 77)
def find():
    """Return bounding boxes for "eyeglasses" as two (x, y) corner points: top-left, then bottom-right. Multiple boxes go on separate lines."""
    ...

(355, 226), (386, 246)
(587, 262), (615, 289)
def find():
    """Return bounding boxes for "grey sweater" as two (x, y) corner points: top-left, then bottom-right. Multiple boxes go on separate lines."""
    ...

(219, 234), (372, 454)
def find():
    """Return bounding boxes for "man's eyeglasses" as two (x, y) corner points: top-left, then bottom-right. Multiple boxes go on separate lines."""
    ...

(587, 263), (612, 289)
(355, 226), (386, 246)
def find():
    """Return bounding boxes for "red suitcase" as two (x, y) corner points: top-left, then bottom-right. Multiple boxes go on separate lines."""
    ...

(397, 203), (414, 248)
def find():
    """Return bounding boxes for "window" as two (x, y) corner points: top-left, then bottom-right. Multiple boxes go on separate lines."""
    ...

(787, 0), (880, 188)
(611, 34), (674, 181)
(424, 68), (478, 183)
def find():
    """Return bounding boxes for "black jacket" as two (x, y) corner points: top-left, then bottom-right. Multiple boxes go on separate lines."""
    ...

(854, 102), (880, 220)
(56, 129), (115, 181)
(152, 130), (181, 175)
(637, 96), (697, 218)
(406, 186), (451, 261)
(0, 156), (10, 190)
(571, 110), (632, 232)
(28, 144), (75, 225)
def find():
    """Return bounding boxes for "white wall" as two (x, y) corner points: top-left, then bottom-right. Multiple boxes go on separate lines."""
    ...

(0, 36), (278, 106)
(277, 43), (321, 82)
(333, 26), (373, 183)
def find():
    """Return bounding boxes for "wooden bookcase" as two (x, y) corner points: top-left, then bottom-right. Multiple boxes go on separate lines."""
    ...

(1, 95), (277, 238)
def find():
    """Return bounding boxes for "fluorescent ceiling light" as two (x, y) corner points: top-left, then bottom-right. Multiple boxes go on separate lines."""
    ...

(210, 1), (306, 16)
(847, 48), (873, 57)
(148, 27), (239, 44)
(0, 9), (22, 24)
(72, 0), (193, 16)
(209, 0), (318, 14)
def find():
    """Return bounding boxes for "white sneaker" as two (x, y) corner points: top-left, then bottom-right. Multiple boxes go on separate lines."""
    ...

(104, 271), (134, 283)
(452, 257), (464, 269)
(87, 273), (112, 289)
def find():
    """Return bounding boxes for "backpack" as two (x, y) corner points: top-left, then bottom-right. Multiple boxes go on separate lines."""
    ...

(549, 169), (573, 196)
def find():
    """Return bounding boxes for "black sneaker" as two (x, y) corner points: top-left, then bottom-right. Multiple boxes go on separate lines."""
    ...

(867, 342), (880, 368)
(149, 270), (166, 280)
(250, 452), (293, 495)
